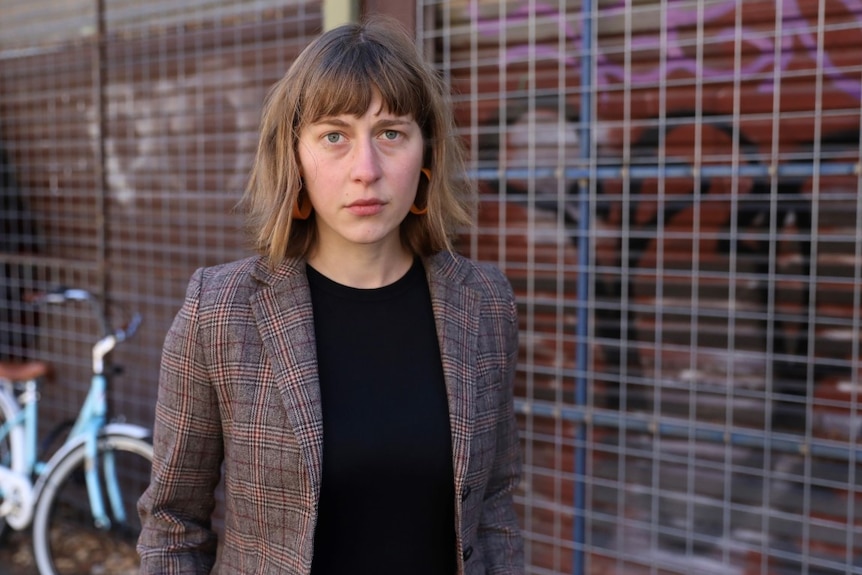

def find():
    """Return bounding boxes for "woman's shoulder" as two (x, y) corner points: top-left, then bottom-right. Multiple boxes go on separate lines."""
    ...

(187, 255), (305, 306)
(428, 251), (514, 298)
(192, 255), (259, 294)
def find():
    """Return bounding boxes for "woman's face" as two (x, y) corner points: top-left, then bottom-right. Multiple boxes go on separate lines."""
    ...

(297, 91), (425, 258)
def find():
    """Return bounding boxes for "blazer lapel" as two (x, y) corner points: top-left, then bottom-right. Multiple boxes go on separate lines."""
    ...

(249, 259), (324, 499)
(426, 253), (482, 500)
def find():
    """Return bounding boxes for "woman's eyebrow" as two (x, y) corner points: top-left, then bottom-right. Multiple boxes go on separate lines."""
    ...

(374, 118), (413, 128)
(311, 117), (350, 128)
(309, 117), (414, 129)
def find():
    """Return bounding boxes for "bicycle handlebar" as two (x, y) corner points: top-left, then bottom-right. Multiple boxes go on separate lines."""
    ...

(27, 287), (141, 343)
(37, 288), (91, 304)
(27, 287), (91, 305)
(118, 313), (142, 342)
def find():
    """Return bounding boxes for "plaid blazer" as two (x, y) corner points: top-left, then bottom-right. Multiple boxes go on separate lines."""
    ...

(138, 251), (524, 574)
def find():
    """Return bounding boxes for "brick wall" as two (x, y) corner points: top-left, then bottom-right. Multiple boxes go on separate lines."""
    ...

(444, 0), (862, 572)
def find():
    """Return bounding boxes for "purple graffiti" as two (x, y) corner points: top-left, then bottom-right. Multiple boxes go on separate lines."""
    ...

(468, 0), (862, 101)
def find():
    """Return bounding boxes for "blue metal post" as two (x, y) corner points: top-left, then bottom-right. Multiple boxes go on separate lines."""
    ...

(574, 0), (593, 574)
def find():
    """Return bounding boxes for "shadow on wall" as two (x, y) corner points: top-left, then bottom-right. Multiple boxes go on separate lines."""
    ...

(0, 140), (40, 361)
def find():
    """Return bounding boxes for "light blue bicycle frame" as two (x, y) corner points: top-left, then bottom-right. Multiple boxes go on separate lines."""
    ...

(68, 371), (126, 529)
(0, 373), (127, 530)
(0, 379), (40, 474)
(1, 290), (142, 534)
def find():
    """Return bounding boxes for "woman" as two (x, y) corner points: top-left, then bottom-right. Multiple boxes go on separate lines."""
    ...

(138, 17), (524, 575)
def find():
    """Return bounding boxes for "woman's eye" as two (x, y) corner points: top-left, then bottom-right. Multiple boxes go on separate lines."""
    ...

(382, 130), (399, 141)
(325, 133), (341, 144)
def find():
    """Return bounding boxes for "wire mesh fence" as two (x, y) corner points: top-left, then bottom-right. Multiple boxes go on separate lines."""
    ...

(1, 1), (861, 574)
(426, 0), (862, 573)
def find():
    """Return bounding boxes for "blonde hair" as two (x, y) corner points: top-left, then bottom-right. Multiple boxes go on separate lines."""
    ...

(241, 17), (475, 267)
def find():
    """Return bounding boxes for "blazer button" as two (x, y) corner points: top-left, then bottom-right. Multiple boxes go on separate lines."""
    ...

(460, 485), (472, 501)
(462, 546), (473, 561)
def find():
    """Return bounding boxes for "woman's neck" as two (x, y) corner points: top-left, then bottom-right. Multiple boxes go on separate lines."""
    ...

(307, 244), (415, 289)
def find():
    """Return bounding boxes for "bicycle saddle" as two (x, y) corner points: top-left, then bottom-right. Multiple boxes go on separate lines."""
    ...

(0, 361), (51, 381)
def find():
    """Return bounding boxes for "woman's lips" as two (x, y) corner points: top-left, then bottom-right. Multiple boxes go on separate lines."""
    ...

(346, 199), (385, 216)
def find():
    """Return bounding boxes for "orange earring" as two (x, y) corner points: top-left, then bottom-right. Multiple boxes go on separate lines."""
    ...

(410, 168), (431, 215)
(292, 194), (312, 220)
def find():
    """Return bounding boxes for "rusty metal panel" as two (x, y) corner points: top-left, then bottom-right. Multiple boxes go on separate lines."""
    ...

(0, 0), (96, 49)
(101, 0), (311, 32)
(0, 0), (323, 475)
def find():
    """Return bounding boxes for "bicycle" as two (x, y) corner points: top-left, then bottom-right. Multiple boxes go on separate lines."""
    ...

(0, 287), (153, 575)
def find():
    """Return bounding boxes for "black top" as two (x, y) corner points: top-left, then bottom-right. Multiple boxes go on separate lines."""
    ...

(307, 259), (456, 575)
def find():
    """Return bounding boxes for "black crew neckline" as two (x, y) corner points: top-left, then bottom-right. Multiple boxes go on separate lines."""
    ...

(305, 258), (422, 301)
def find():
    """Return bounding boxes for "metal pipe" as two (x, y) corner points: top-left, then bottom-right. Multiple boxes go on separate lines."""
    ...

(93, 0), (109, 308)
(471, 160), (860, 181)
(515, 399), (862, 463)
(574, 0), (594, 573)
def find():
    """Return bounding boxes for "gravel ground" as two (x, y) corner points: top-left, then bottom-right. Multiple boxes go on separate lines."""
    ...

(0, 524), (139, 575)
(0, 529), (38, 575)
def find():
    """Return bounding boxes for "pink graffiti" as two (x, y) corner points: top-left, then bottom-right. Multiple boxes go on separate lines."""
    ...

(468, 0), (862, 101)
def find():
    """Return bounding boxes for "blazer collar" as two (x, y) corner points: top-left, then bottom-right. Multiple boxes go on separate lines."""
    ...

(248, 252), (482, 498)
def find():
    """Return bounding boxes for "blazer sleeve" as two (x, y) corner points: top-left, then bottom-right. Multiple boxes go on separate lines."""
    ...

(478, 275), (526, 574)
(138, 268), (223, 574)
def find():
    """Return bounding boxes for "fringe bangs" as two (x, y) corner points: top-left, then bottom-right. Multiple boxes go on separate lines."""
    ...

(299, 42), (427, 128)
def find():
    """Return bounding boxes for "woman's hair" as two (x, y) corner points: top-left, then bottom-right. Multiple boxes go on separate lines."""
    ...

(241, 16), (475, 267)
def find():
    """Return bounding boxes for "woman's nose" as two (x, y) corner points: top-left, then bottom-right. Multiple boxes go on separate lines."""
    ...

(350, 137), (383, 184)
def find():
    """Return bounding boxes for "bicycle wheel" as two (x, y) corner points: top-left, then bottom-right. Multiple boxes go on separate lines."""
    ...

(32, 434), (153, 575)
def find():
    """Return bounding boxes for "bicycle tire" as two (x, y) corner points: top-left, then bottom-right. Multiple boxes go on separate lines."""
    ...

(31, 434), (153, 575)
